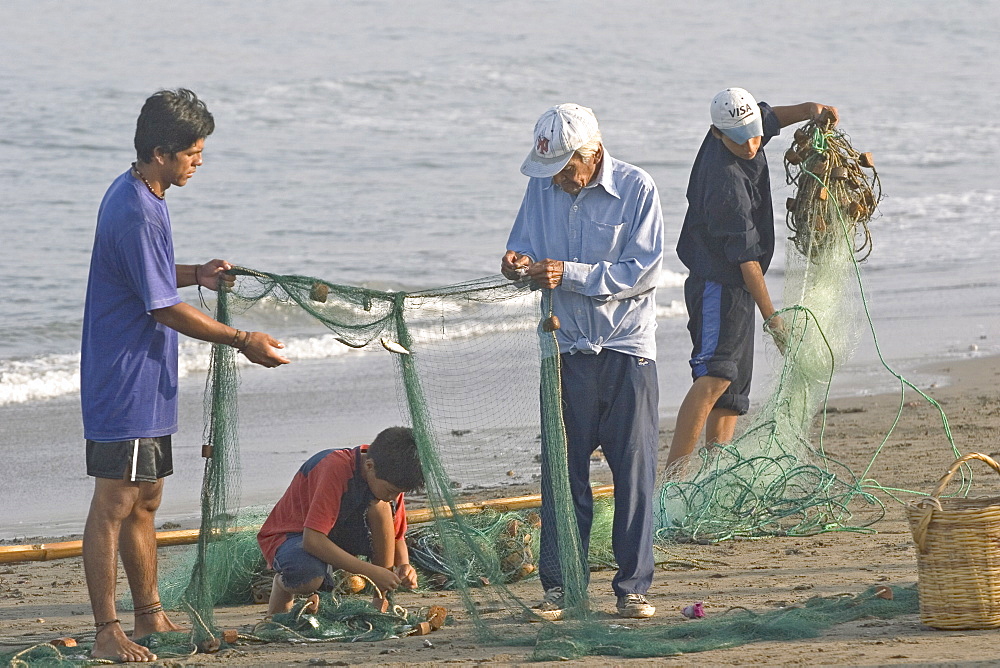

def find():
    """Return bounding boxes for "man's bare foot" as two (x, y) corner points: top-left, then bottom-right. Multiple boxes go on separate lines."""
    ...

(132, 604), (184, 639)
(91, 620), (157, 663)
(303, 593), (320, 615)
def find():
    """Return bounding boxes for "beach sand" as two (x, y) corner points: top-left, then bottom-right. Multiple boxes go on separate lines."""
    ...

(3, 354), (1000, 666)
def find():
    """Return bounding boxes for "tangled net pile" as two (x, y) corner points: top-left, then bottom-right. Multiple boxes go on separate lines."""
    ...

(783, 110), (882, 260)
(150, 499), (619, 609)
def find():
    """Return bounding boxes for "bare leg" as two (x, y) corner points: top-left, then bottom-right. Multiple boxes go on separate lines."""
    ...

(706, 407), (739, 447)
(83, 478), (157, 663)
(266, 573), (323, 616)
(266, 573), (295, 616)
(119, 479), (182, 639)
(665, 376), (732, 469)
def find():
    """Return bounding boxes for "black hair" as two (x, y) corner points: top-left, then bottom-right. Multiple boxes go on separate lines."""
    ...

(367, 426), (424, 491)
(134, 88), (215, 162)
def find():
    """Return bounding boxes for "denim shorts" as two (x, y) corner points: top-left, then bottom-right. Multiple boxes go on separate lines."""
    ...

(272, 533), (336, 590)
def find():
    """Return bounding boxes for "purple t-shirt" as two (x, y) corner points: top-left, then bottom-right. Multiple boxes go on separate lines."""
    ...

(81, 169), (182, 441)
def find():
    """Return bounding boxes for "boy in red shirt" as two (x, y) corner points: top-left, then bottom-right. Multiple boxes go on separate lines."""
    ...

(257, 426), (424, 614)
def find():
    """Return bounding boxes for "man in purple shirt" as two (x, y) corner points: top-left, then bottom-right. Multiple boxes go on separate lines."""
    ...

(81, 89), (289, 663)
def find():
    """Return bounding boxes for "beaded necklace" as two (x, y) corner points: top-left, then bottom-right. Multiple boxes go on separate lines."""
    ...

(131, 162), (164, 200)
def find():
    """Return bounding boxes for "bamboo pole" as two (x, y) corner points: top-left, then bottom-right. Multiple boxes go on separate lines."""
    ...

(0, 486), (614, 564)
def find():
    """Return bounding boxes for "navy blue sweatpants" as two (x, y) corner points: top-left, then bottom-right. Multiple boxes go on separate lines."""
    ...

(539, 349), (658, 597)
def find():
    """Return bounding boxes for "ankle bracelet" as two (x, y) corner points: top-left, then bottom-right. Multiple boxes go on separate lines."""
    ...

(134, 601), (164, 616)
(94, 618), (121, 634)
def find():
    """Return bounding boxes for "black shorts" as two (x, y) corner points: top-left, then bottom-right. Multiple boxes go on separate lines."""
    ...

(86, 436), (174, 482)
(684, 276), (754, 415)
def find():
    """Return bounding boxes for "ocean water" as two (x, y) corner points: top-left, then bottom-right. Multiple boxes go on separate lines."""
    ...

(0, 0), (998, 539)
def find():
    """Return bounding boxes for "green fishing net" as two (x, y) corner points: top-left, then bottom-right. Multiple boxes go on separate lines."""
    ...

(5, 122), (962, 666)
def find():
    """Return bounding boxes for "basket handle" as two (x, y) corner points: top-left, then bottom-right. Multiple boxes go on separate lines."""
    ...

(911, 453), (1000, 553)
(929, 452), (1000, 499)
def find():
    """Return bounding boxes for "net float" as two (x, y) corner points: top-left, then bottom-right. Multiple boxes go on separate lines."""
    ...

(500, 550), (525, 572)
(340, 574), (366, 594)
(784, 148), (803, 165)
(427, 605), (448, 630)
(805, 157), (827, 177)
(858, 152), (875, 168)
(830, 166), (849, 180)
(786, 197), (797, 211)
(198, 637), (222, 654)
(542, 315), (560, 332)
(816, 108), (837, 127)
(309, 282), (329, 303)
(372, 594), (390, 613)
(818, 187), (829, 201)
(409, 621), (433, 636)
(380, 338), (410, 355)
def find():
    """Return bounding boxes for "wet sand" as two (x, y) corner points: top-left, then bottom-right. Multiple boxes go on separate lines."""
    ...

(2, 354), (1000, 666)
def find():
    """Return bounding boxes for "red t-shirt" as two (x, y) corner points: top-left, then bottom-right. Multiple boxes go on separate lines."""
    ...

(257, 445), (407, 567)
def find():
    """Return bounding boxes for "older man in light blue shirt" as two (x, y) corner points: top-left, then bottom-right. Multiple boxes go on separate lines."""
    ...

(501, 103), (663, 620)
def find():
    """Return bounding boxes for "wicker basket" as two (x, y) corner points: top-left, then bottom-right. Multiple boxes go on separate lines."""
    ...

(906, 452), (1000, 629)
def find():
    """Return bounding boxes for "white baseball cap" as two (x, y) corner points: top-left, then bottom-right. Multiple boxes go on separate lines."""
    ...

(710, 88), (763, 144)
(520, 103), (600, 178)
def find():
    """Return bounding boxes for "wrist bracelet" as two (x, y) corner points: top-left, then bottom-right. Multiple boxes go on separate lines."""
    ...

(230, 330), (243, 349)
(195, 264), (203, 288)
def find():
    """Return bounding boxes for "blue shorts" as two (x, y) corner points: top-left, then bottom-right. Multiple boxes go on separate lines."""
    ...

(271, 533), (337, 590)
(684, 276), (754, 415)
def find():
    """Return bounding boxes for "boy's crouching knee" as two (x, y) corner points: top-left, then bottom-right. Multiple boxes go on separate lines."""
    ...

(279, 572), (325, 596)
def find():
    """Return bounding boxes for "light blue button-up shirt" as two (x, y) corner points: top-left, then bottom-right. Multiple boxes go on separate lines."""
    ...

(506, 154), (663, 359)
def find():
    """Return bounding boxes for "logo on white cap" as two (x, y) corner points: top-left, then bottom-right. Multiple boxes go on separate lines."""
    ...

(520, 103), (600, 178)
(711, 88), (763, 145)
